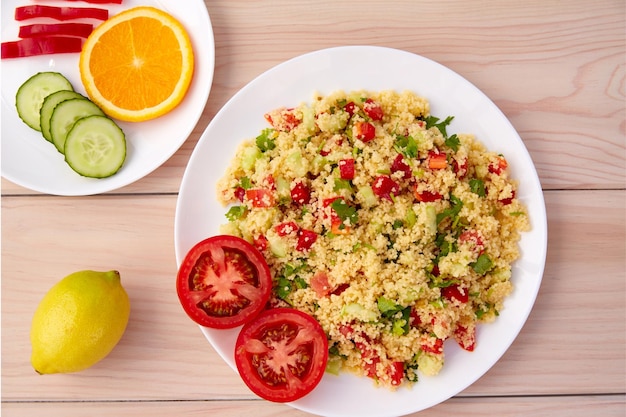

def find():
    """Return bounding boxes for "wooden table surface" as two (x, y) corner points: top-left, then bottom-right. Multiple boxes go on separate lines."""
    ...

(2, 1), (625, 416)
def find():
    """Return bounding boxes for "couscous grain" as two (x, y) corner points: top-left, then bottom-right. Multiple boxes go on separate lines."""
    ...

(217, 90), (529, 389)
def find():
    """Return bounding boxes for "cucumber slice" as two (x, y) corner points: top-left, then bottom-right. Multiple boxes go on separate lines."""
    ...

(64, 115), (126, 178)
(15, 72), (73, 131)
(50, 98), (105, 153)
(40, 90), (85, 143)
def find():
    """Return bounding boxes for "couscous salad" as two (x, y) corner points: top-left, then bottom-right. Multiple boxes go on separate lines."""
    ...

(215, 89), (530, 389)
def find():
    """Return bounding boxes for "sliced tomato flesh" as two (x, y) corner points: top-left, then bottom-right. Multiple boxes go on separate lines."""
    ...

(235, 308), (328, 403)
(176, 235), (272, 329)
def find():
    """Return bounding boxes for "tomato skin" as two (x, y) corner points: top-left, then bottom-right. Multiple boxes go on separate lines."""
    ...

(338, 158), (355, 180)
(246, 188), (275, 208)
(441, 284), (469, 304)
(296, 229), (317, 251)
(371, 175), (400, 201)
(234, 308), (328, 403)
(363, 98), (384, 121)
(290, 180), (311, 205)
(391, 154), (412, 179)
(354, 121), (376, 142)
(176, 235), (272, 329)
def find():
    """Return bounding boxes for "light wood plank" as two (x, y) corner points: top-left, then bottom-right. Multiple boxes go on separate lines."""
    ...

(2, 395), (625, 417)
(2, 0), (623, 196)
(1, 190), (624, 402)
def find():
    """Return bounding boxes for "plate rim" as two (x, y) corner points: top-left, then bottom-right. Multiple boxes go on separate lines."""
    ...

(174, 45), (548, 417)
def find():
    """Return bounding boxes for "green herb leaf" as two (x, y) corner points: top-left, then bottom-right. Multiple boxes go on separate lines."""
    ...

(239, 176), (252, 190)
(424, 115), (454, 137)
(330, 198), (358, 225)
(276, 276), (293, 304)
(377, 296), (401, 317)
(333, 178), (353, 192)
(469, 178), (486, 197)
(436, 195), (463, 225)
(395, 134), (419, 158)
(445, 134), (460, 152)
(255, 128), (276, 152)
(471, 253), (493, 275)
(225, 205), (247, 221)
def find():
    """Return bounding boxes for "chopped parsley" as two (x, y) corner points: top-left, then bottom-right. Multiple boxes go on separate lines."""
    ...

(471, 253), (493, 275)
(225, 205), (246, 221)
(331, 198), (358, 225)
(255, 128), (276, 152)
(469, 178), (486, 197)
(395, 134), (419, 158)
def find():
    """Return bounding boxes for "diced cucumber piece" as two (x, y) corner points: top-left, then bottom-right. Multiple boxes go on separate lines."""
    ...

(357, 185), (378, 208)
(15, 72), (73, 131)
(267, 234), (288, 258)
(50, 98), (104, 153)
(40, 90), (85, 143)
(64, 115), (126, 178)
(240, 144), (261, 171)
(286, 151), (307, 177)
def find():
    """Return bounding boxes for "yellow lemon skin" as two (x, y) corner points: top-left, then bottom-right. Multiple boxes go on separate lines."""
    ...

(30, 270), (130, 374)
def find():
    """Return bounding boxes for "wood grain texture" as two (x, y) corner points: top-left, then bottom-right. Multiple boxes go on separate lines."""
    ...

(2, 396), (626, 417)
(1, 0), (624, 195)
(1, 1), (624, 416)
(1, 191), (624, 405)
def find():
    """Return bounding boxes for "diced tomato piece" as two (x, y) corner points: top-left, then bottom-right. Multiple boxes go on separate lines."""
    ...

(421, 337), (444, 354)
(391, 154), (412, 179)
(2, 36), (82, 59)
(441, 284), (469, 303)
(331, 283), (349, 296)
(234, 187), (246, 202)
(454, 325), (476, 352)
(274, 221), (299, 236)
(14, 5), (109, 21)
(499, 189), (516, 205)
(489, 156), (508, 175)
(428, 150), (448, 169)
(338, 158), (355, 180)
(310, 271), (332, 297)
(18, 23), (93, 39)
(264, 107), (300, 132)
(409, 308), (422, 328)
(253, 234), (268, 251)
(452, 157), (468, 179)
(343, 101), (356, 116)
(371, 175), (400, 202)
(356, 342), (380, 378)
(459, 230), (484, 254)
(296, 229), (317, 251)
(339, 324), (354, 338)
(386, 361), (405, 386)
(290, 180), (311, 205)
(363, 98), (384, 121)
(354, 121), (376, 142)
(414, 186), (443, 202)
(246, 189), (275, 208)
(330, 218), (351, 235)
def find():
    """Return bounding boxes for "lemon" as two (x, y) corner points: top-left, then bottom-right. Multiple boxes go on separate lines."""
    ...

(30, 270), (130, 374)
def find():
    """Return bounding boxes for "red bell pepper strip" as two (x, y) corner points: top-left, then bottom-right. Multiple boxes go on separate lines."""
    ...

(2, 36), (83, 59)
(37, 0), (123, 3)
(19, 23), (94, 39)
(15, 5), (109, 21)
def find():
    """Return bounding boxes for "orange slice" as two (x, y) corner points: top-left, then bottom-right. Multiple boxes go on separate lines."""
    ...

(79, 6), (194, 122)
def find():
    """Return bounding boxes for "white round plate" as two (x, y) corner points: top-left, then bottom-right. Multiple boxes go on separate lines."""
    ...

(175, 46), (547, 417)
(1, 0), (214, 195)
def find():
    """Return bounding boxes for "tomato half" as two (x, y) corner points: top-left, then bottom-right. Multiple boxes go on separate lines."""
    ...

(234, 308), (328, 403)
(176, 235), (272, 329)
